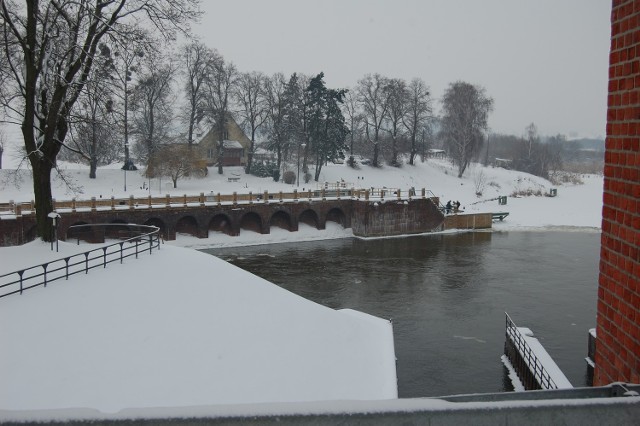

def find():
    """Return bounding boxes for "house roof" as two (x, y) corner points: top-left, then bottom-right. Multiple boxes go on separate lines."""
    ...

(223, 140), (243, 149)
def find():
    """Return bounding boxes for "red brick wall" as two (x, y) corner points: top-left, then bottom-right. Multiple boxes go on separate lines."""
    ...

(594, 0), (640, 386)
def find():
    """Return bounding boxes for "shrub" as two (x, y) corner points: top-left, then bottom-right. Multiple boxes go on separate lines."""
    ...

(283, 170), (296, 184)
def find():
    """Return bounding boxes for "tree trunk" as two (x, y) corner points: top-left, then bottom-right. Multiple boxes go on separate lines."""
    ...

(89, 157), (98, 179)
(32, 159), (55, 242)
(217, 139), (224, 175)
(372, 142), (379, 167)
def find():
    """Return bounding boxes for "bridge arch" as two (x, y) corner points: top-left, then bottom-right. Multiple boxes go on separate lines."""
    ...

(270, 210), (292, 231)
(175, 215), (199, 237)
(326, 208), (347, 227)
(299, 209), (319, 229)
(239, 212), (263, 234)
(144, 218), (167, 239)
(209, 213), (234, 236)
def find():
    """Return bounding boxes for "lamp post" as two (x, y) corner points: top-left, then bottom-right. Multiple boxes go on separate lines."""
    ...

(47, 212), (61, 252)
(297, 143), (306, 187)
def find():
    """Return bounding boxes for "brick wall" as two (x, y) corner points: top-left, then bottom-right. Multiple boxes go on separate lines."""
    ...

(594, 0), (640, 385)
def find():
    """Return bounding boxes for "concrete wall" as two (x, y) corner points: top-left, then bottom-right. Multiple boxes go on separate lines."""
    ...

(351, 198), (444, 237)
(595, 0), (640, 385)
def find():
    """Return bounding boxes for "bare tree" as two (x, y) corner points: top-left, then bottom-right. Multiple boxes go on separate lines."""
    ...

(64, 43), (120, 178)
(342, 90), (363, 166)
(403, 78), (432, 165)
(146, 144), (205, 188)
(440, 81), (493, 178)
(0, 127), (4, 169)
(0, 0), (200, 241)
(235, 71), (267, 174)
(385, 78), (408, 167)
(357, 73), (391, 167)
(181, 40), (218, 148)
(204, 55), (237, 175)
(132, 51), (176, 162)
(263, 72), (288, 179)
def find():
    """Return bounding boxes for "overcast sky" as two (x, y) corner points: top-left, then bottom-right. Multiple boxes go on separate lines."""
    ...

(193, 0), (611, 139)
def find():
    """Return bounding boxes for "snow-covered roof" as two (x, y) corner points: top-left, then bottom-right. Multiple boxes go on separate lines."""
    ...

(223, 140), (243, 149)
(0, 241), (397, 412)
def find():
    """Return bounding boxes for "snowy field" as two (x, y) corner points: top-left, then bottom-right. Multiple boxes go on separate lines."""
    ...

(0, 158), (603, 420)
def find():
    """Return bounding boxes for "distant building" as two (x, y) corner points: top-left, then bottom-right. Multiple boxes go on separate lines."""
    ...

(197, 116), (251, 167)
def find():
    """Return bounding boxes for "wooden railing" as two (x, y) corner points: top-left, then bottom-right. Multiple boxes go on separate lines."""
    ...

(0, 187), (435, 216)
(0, 224), (161, 299)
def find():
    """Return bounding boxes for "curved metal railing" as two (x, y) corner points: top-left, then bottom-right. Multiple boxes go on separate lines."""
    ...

(0, 224), (160, 299)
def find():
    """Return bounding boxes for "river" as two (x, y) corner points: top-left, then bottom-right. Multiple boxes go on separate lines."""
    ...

(201, 230), (600, 397)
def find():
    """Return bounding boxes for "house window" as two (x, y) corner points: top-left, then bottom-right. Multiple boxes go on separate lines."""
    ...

(207, 148), (214, 159)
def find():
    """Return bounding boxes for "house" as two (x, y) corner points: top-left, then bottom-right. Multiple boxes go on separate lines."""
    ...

(197, 116), (251, 167)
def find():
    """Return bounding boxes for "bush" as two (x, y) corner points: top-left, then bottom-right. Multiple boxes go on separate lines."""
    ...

(283, 170), (296, 184)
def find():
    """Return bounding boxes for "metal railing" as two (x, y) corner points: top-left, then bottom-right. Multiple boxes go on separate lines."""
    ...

(504, 312), (558, 390)
(0, 224), (160, 299)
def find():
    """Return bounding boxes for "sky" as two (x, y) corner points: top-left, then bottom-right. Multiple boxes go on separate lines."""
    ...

(192, 0), (611, 139)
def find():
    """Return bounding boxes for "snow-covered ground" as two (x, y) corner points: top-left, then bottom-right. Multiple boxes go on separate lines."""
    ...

(0, 158), (604, 419)
(0, 240), (397, 415)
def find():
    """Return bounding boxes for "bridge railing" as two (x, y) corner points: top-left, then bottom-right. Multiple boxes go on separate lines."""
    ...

(0, 224), (160, 299)
(504, 312), (558, 390)
(0, 187), (434, 216)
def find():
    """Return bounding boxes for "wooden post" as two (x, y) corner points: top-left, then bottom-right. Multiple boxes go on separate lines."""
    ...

(72, 198), (77, 212)
(183, 194), (187, 207)
(15, 204), (22, 216)
(321, 188), (326, 200)
(233, 192), (237, 206)
(365, 190), (370, 201)
(293, 189), (298, 201)
(110, 196), (115, 210)
(279, 191), (283, 202)
(148, 195), (152, 209)
(217, 193), (222, 206)
(165, 194), (171, 207)
(422, 188), (426, 198)
(337, 188), (341, 200)
(249, 191), (253, 204)
(264, 190), (268, 204)
(199, 192), (205, 206)
(397, 189), (401, 200)
(90, 197), (96, 212)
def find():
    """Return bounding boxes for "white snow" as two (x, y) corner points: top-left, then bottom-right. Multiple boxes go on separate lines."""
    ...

(0, 240), (397, 414)
(0, 157), (604, 418)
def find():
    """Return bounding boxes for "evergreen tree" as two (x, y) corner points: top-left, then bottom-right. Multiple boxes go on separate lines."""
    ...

(306, 73), (349, 181)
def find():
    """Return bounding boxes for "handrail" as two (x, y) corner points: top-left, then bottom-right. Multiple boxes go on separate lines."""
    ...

(0, 224), (160, 299)
(0, 187), (434, 216)
(505, 312), (559, 390)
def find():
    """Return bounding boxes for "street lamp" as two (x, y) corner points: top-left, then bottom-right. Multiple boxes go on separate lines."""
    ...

(297, 143), (306, 187)
(47, 212), (61, 252)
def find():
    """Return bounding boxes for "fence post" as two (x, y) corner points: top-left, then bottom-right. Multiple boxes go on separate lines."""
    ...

(336, 188), (341, 200)
(148, 195), (152, 209)
(90, 197), (96, 212)
(165, 194), (171, 207)
(397, 189), (401, 200)
(264, 190), (268, 204)
(72, 198), (77, 212)
(249, 191), (253, 204)
(217, 193), (222, 206)
(85, 252), (89, 273)
(199, 192), (205, 206)
(365, 190), (370, 201)
(18, 271), (24, 294)
(422, 188), (426, 198)
(233, 192), (237, 206)
(65, 258), (70, 279)
(321, 188), (326, 200)
(279, 191), (283, 202)
(103, 247), (107, 268)
(183, 194), (187, 207)
(120, 242), (124, 264)
(293, 189), (298, 201)
(42, 264), (48, 287)
(129, 195), (135, 210)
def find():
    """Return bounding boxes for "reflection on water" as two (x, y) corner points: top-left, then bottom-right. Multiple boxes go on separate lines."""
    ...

(202, 230), (600, 397)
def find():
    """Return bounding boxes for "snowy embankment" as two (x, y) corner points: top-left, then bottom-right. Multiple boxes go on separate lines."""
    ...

(0, 158), (603, 250)
(0, 240), (397, 414)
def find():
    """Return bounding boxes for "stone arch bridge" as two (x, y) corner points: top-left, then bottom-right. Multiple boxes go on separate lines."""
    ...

(0, 190), (448, 245)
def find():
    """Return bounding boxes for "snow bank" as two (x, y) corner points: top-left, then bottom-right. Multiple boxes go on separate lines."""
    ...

(0, 242), (397, 413)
